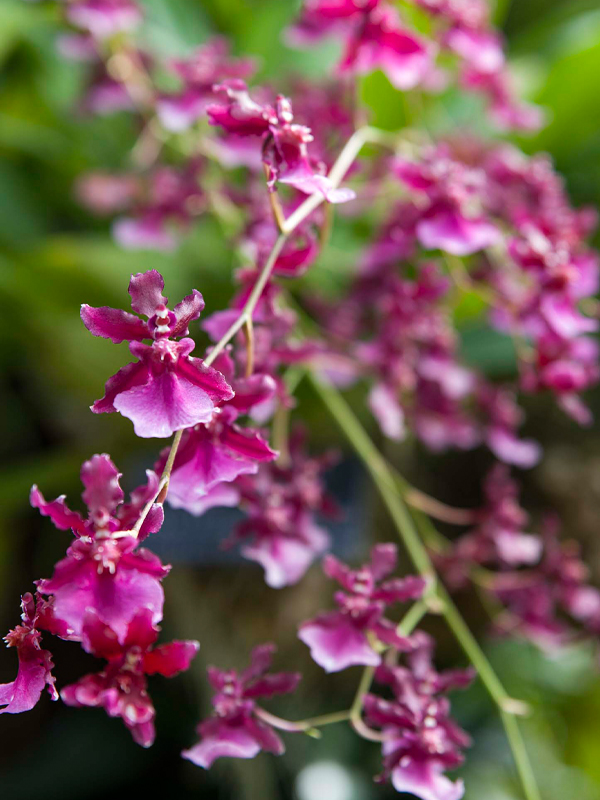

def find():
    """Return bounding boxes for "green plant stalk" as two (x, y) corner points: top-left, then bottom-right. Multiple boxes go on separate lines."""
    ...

(309, 372), (540, 800)
(257, 601), (428, 740)
(397, 599), (429, 637)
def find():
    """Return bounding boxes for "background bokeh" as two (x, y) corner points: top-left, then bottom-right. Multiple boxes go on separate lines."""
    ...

(2, 1), (600, 798)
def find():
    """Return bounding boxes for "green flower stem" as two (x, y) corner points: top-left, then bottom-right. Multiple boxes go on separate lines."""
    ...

(349, 665), (383, 741)
(272, 369), (306, 466)
(309, 372), (540, 800)
(351, 602), (429, 742)
(308, 372), (434, 580)
(254, 601), (428, 742)
(254, 707), (351, 738)
(397, 599), (429, 637)
(501, 710), (542, 800)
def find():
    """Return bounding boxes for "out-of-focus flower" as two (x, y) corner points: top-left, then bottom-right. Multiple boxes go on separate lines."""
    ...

(299, 544), (425, 671)
(183, 644), (300, 767)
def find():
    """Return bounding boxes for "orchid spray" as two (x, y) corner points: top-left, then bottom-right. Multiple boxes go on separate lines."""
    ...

(5, 2), (600, 799)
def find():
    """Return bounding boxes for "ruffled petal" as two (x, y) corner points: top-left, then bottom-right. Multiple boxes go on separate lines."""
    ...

(220, 424), (277, 461)
(123, 607), (159, 650)
(228, 374), (277, 413)
(156, 90), (208, 133)
(0, 627), (57, 715)
(243, 672), (301, 699)
(487, 427), (541, 469)
(322, 554), (354, 588)
(128, 270), (168, 316)
(243, 716), (285, 754)
(298, 612), (380, 673)
(174, 355), (235, 403)
(390, 758), (465, 800)
(240, 642), (275, 683)
(171, 289), (205, 337)
(241, 522), (329, 588)
(92, 360), (149, 414)
(417, 209), (500, 256)
(143, 640), (200, 677)
(182, 719), (262, 768)
(113, 217), (177, 251)
(30, 486), (87, 536)
(80, 453), (124, 519)
(168, 477), (240, 517)
(80, 610), (124, 658)
(369, 543), (399, 582)
(369, 383), (405, 441)
(113, 370), (219, 438)
(373, 575), (427, 604)
(80, 304), (148, 343)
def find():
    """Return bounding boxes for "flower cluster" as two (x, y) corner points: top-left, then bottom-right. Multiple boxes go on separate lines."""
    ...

(5, 0), (600, 798)
(77, 163), (206, 251)
(288, 0), (540, 130)
(364, 634), (473, 800)
(492, 518), (600, 650)
(318, 260), (541, 467)
(299, 544), (426, 671)
(439, 464), (541, 587)
(437, 465), (600, 653)
(2, 454), (199, 746)
(226, 436), (337, 588)
(311, 139), (599, 462)
(183, 644), (300, 768)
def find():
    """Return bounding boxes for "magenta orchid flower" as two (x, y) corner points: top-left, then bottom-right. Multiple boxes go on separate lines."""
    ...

(32, 454), (168, 641)
(0, 594), (58, 715)
(207, 82), (355, 203)
(61, 608), (199, 747)
(299, 544), (426, 672)
(66, 0), (142, 39)
(364, 632), (473, 800)
(156, 37), (256, 132)
(228, 438), (337, 588)
(288, 1), (434, 91)
(338, 5), (434, 91)
(183, 643), (300, 767)
(439, 464), (542, 590)
(81, 270), (234, 437)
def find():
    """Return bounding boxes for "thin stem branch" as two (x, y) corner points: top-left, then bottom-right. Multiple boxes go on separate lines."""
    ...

(404, 487), (478, 526)
(282, 126), (398, 235)
(309, 372), (540, 800)
(397, 599), (429, 636)
(131, 428), (183, 536)
(308, 373), (434, 581)
(204, 234), (288, 368)
(263, 165), (287, 233)
(501, 711), (541, 800)
(351, 602), (428, 742)
(254, 707), (350, 737)
(244, 316), (255, 378)
(350, 665), (382, 741)
(253, 605), (428, 744)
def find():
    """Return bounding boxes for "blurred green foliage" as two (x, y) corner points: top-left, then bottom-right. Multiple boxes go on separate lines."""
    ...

(2, 0), (600, 798)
